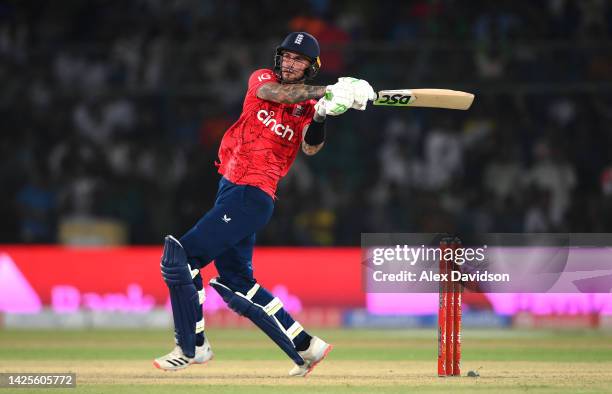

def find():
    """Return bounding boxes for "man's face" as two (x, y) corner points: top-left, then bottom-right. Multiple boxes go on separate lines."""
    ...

(280, 50), (310, 82)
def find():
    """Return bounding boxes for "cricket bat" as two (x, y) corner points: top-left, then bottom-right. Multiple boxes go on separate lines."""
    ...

(372, 89), (474, 110)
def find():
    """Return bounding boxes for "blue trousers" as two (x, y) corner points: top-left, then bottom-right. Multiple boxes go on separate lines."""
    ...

(180, 177), (273, 292)
(178, 178), (311, 353)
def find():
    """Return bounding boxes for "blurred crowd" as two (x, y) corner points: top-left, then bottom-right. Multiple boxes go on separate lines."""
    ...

(1, 0), (612, 245)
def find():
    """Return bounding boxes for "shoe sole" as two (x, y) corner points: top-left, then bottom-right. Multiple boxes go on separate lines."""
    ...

(194, 354), (214, 365)
(153, 354), (213, 371)
(304, 344), (333, 377)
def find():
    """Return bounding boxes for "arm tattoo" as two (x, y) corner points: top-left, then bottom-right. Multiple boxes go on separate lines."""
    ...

(302, 140), (324, 156)
(302, 124), (324, 156)
(257, 83), (326, 104)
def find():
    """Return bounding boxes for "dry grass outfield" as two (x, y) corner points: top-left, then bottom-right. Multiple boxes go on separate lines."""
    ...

(1, 329), (611, 393)
(2, 360), (612, 393)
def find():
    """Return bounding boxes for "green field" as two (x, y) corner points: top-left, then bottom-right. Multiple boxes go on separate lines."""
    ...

(1, 328), (611, 393)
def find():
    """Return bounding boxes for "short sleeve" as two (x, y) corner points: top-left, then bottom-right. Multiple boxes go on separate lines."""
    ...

(246, 69), (276, 98)
(300, 99), (318, 129)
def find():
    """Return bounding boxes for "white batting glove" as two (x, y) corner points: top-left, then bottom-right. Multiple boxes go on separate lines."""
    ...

(323, 81), (355, 116)
(314, 97), (327, 119)
(337, 77), (377, 110)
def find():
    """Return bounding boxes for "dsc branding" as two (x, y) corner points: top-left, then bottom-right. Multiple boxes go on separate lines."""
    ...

(257, 110), (294, 141)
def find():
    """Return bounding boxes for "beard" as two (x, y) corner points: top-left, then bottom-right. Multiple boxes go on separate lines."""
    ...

(281, 67), (305, 82)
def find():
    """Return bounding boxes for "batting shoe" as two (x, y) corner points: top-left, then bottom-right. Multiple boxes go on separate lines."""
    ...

(288, 336), (333, 377)
(153, 338), (214, 371)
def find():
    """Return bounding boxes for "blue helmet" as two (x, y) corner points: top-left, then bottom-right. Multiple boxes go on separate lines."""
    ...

(274, 32), (321, 83)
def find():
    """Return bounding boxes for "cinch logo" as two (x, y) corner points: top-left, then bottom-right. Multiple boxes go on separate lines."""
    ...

(257, 110), (294, 141)
(294, 34), (304, 45)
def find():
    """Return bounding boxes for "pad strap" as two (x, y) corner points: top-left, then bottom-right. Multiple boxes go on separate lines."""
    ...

(195, 319), (205, 334)
(244, 283), (260, 300)
(189, 265), (199, 279)
(287, 321), (304, 340)
(263, 297), (283, 316)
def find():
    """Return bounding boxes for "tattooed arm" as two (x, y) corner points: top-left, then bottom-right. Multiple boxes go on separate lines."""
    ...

(257, 82), (327, 104)
(301, 111), (326, 156)
(301, 128), (325, 155)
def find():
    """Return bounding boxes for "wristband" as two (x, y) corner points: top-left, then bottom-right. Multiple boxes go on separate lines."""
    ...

(304, 118), (326, 145)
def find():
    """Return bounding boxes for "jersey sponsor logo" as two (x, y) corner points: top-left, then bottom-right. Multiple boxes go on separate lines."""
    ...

(257, 110), (294, 141)
(257, 73), (272, 82)
(294, 34), (304, 45)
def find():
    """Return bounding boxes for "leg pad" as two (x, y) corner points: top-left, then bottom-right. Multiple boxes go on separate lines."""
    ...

(210, 277), (304, 365)
(161, 235), (200, 358)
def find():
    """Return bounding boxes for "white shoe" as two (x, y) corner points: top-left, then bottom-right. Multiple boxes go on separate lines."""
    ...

(288, 336), (332, 377)
(153, 338), (214, 371)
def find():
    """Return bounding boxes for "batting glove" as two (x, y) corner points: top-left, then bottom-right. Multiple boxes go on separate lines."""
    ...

(337, 77), (377, 110)
(314, 97), (327, 119)
(323, 81), (355, 116)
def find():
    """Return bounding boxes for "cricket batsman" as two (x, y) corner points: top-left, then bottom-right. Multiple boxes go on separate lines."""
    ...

(153, 32), (375, 376)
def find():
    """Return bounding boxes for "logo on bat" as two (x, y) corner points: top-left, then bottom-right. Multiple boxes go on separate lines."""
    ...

(377, 94), (413, 105)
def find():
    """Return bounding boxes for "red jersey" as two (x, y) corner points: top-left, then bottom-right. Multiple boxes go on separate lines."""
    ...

(217, 69), (316, 198)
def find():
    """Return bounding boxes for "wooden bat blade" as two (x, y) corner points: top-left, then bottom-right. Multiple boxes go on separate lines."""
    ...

(373, 89), (475, 110)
